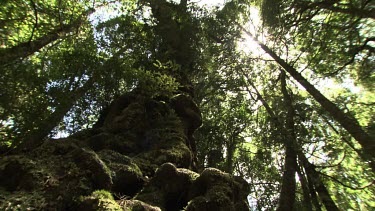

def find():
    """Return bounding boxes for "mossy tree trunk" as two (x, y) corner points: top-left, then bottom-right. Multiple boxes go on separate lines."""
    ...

(0, 1), (251, 210)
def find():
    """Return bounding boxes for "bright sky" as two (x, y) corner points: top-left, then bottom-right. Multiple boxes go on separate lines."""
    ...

(90, 0), (226, 24)
(195, 0), (225, 6)
(237, 8), (263, 55)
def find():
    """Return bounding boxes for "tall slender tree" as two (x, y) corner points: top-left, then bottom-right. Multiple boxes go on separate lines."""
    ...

(276, 70), (298, 211)
(239, 26), (375, 172)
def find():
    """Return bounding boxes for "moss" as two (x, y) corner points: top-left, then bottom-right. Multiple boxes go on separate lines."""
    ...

(120, 199), (162, 211)
(0, 191), (48, 210)
(185, 168), (250, 211)
(99, 150), (146, 196)
(0, 156), (43, 192)
(32, 138), (80, 156)
(108, 102), (147, 133)
(132, 157), (159, 177)
(134, 187), (165, 209)
(0, 91), (250, 210)
(99, 150), (143, 176)
(178, 168), (200, 181)
(91, 189), (115, 200)
(85, 132), (116, 151)
(170, 94), (202, 132)
(70, 128), (103, 140)
(0, 143), (110, 209)
(138, 138), (192, 169)
(70, 148), (113, 189)
(135, 163), (199, 211)
(78, 190), (122, 211)
(110, 134), (139, 155)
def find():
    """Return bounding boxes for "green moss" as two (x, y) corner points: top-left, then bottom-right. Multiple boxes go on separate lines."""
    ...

(92, 189), (115, 200)
(207, 186), (232, 203)
(71, 148), (113, 189)
(178, 168), (199, 181)
(99, 150), (143, 176)
(135, 188), (165, 208)
(132, 157), (158, 177)
(0, 156), (45, 192)
(120, 199), (162, 211)
(78, 190), (122, 211)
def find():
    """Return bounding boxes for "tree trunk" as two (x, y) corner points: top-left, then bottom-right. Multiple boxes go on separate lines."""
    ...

(0, 1), (251, 210)
(241, 69), (338, 211)
(322, 115), (375, 172)
(277, 71), (297, 211)
(305, 167), (323, 211)
(296, 165), (313, 211)
(299, 153), (340, 211)
(226, 143), (235, 174)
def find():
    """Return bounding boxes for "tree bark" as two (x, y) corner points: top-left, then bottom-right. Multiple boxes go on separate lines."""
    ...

(226, 143), (235, 174)
(322, 115), (375, 172)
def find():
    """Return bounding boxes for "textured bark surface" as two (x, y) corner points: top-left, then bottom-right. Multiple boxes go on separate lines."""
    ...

(0, 91), (250, 210)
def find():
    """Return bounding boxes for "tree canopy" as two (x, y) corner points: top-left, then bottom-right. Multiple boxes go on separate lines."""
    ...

(1, 0), (374, 210)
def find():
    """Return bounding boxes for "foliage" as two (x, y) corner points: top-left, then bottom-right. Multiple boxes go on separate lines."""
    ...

(0, 0), (374, 210)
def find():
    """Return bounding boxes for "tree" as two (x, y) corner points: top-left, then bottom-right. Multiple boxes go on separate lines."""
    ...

(239, 25), (375, 173)
(0, 0), (95, 66)
(276, 70), (298, 211)
(0, 0), (251, 210)
(1, 0), (374, 210)
(234, 0), (375, 209)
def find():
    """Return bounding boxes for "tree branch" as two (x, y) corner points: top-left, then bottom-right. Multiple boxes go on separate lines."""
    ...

(28, 0), (38, 43)
(328, 37), (375, 76)
(320, 172), (375, 190)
